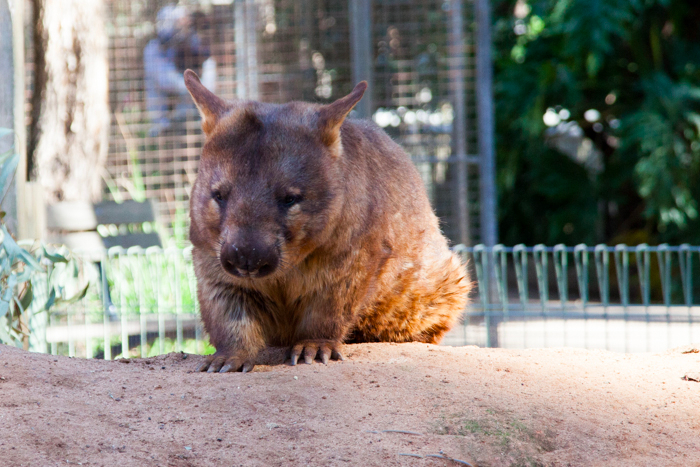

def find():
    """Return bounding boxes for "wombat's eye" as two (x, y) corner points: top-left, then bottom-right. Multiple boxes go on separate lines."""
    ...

(282, 194), (303, 208)
(212, 190), (225, 204)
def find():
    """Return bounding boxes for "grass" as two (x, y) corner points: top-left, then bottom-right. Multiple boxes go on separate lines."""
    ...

(431, 409), (557, 467)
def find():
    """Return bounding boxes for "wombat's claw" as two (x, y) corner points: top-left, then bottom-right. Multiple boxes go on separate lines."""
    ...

(196, 353), (255, 373)
(290, 340), (344, 365)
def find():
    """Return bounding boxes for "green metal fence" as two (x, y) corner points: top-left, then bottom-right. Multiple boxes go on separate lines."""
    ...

(25, 244), (700, 358)
(28, 246), (206, 359)
(449, 244), (700, 352)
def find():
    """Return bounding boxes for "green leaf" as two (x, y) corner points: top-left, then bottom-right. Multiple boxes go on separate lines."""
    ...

(54, 282), (90, 306)
(0, 299), (9, 318)
(44, 288), (56, 311)
(18, 282), (32, 313)
(0, 322), (17, 346)
(2, 287), (12, 303)
(0, 152), (18, 198)
(14, 267), (32, 283)
(1, 225), (42, 271)
(42, 245), (69, 264)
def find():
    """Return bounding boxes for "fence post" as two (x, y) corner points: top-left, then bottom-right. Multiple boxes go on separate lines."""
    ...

(493, 244), (508, 322)
(679, 244), (692, 307)
(448, 0), (470, 246)
(234, 0), (259, 100)
(473, 244), (498, 347)
(349, 0), (373, 118)
(475, 0), (497, 248)
(553, 244), (568, 306)
(533, 244), (549, 314)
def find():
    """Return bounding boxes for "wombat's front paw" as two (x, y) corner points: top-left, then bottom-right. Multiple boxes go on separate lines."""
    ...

(290, 339), (344, 365)
(195, 350), (256, 373)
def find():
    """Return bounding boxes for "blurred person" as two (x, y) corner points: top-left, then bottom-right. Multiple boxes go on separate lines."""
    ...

(144, 5), (216, 137)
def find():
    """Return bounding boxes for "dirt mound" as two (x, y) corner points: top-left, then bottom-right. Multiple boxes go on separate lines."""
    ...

(1, 342), (699, 466)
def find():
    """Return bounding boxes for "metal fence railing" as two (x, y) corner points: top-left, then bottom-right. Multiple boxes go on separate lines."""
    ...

(23, 244), (700, 359)
(447, 244), (700, 353)
(28, 246), (205, 360)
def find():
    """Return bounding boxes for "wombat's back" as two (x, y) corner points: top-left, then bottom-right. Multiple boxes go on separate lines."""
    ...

(332, 119), (471, 344)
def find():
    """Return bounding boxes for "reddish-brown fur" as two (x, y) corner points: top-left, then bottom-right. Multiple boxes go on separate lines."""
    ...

(184, 69), (470, 373)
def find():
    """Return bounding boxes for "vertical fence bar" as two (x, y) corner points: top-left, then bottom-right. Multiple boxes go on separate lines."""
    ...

(126, 247), (142, 357)
(50, 311), (57, 355)
(679, 244), (692, 306)
(113, 247), (127, 358)
(656, 244), (671, 307)
(100, 250), (116, 360)
(614, 245), (629, 307)
(614, 244), (630, 352)
(679, 244), (692, 343)
(142, 248), (152, 357)
(473, 245), (494, 347)
(656, 244), (672, 348)
(512, 244), (527, 347)
(635, 244), (650, 307)
(635, 244), (650, 351)
(493, 244), (508, 323)
(553, 244), (568, 305)
(533, 245), (548, 346)
(533, 245), (549, 312)
(133, 247), (145, 358)
(184, 246), (202, 354)
(573, 244), (588, 347)
(553, 244), (568, 345)
(83, 258), (91, 358)
(574, 245), (589, 308)
(594, 245), (609, 306)
(594, 244), (610, 349)
(513, 244), (528, 310)
(173, 247), (184, 351)
(145, 246), (164, 355)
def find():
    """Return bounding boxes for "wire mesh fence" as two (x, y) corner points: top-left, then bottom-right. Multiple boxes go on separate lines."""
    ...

(21, 0), (481, 245)
(22, 244), (700, 359)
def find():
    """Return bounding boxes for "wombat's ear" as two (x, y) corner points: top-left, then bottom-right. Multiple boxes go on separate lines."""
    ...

(317, 81), (367, 147)
(184, 69), (229, 134)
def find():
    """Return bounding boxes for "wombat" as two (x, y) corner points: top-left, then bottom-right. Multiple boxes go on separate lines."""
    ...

(184, 69), (470, 373)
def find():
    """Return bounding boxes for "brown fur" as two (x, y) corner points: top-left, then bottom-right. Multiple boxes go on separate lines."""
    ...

(184, 70), (471, 372)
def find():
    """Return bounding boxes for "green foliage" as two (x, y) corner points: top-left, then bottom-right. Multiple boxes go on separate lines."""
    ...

(0, 128), (89, 347)
(494, 0), (700, 244)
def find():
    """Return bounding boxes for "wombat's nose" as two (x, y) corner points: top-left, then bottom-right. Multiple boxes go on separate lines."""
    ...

(220, 242), (278, 278)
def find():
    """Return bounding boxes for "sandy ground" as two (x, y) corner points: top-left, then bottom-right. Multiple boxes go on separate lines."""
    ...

(0, 342), (699, 467)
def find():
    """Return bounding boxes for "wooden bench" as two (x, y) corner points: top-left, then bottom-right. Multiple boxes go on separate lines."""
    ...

(46, 199), (161, 254)
(46, 199), (162, 323)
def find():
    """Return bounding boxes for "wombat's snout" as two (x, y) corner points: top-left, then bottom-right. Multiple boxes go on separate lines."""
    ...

(219, 240), (279, 278)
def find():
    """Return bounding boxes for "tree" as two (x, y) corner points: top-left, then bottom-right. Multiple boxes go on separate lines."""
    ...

(28, 0), (109, 203)
(493, 0), (700, 245)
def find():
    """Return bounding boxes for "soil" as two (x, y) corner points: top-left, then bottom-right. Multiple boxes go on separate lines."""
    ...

(0, 342), (699, 467)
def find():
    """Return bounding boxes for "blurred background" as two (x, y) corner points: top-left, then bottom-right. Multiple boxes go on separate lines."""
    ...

(493, 0), (700, 248)
(2, 0), (700, 356)
(17, 0), (489, 248)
